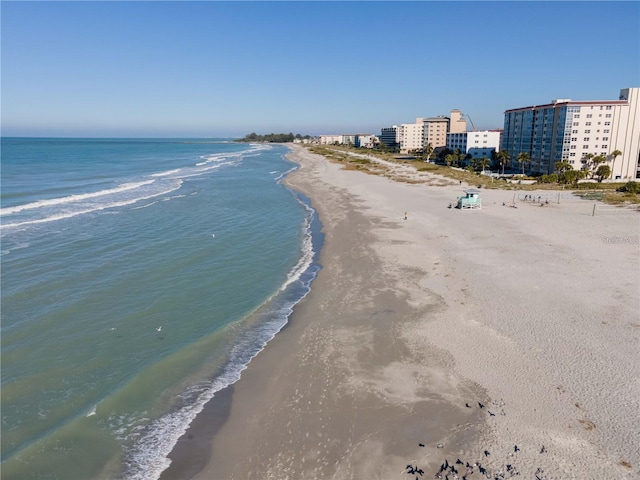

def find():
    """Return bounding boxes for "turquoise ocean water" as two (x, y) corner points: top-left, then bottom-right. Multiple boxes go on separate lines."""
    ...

(0, 138), (321, 479)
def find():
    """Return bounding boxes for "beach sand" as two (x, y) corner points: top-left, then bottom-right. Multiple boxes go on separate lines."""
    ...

(168, 144), (639, 480)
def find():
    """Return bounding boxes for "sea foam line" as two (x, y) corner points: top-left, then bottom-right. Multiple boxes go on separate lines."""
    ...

(0, 181), (183, 229)
(151, 169), (182, 177)
(0, 181), (155, 216)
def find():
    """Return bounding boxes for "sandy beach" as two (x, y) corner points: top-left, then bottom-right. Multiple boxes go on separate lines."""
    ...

(170, 144), (639, 480)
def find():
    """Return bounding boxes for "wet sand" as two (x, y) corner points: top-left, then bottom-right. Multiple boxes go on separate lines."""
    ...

(175, 144), (639, 479)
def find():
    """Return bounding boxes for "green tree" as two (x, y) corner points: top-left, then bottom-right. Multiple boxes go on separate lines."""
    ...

(516, 152), (530, 175)
(595, 165), (611, 182)
(560, 168), (586, 185)
(479, 156), (491, 173)
(554, 160), (573, 173)
(609, 149), (622, 179)
(445, 154), (455, 167)
(495, 150), (510, 175)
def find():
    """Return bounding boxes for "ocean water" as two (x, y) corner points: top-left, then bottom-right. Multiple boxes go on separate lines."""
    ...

(0, 138), (321, 479)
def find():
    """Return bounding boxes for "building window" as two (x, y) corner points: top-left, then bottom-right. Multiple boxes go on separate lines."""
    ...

(604, 129), (610, 133)
(604, 122), (611, 126)
(573, 122), (579, 126)
(605, 114), (612, 118)
(603, 137), (609, 141)
(586, 114), (592, 118)
(572, 130), (578, 134)
(602, 145), (608, 149)
(571, 145), (576, 149)
(583, 138), (589, 141)
(570, 153), (576, 157)
(574, 114), (580, 118)
(583, 145), (589, 149)
(586, 122), (591, 126)
(585, 130), (591, 133)
(606, 105), (612, 110)
(571, 137), (577, 141)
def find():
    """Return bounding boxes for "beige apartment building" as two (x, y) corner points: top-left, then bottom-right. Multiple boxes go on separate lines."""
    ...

(398, 110), (467, 153)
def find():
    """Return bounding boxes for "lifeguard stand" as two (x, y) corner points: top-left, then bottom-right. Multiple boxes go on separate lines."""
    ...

(457, 189), (482, 210)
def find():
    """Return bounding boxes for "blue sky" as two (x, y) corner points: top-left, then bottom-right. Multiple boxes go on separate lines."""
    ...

(2, 1), (639, 137)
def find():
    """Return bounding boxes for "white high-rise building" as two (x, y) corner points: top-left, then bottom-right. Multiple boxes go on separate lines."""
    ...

(502, 87), (640, 178)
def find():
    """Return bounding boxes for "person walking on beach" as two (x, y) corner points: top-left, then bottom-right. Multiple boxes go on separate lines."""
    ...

(404, 211), (408, 220)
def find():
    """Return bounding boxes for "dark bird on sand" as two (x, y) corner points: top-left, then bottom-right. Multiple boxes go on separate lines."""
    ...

(419, 443), (425, 447)
(488, 411), (495, 417)
(465, 403), (471, 408)
(484, 450), (490, 457)
(514, 445), (520, 452)
(456, 459), (463, 465)
(478, 402), (485, 409)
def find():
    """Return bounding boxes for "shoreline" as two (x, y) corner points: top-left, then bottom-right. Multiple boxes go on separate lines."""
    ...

(169, 144), (639, 479)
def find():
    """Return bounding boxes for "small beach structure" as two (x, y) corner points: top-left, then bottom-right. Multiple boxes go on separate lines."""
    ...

(456, 189), (482, 210)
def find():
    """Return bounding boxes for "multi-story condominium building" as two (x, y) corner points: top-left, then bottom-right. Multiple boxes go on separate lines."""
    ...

(447, 130), (502, 159)
(449, 109), (467, 134)
(502, 87), (640, 179)
(319, 135), (343, 145)
(354, 134), (378, 148)
(319, 134), (377, 148)
(380, 126), (400, 148)
(390, 110), (468, 154)
(399, 118), (426, 152)
(424, 116), (450, 149)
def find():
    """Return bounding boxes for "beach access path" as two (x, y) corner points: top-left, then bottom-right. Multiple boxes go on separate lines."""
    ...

(189, 144), (639, 480)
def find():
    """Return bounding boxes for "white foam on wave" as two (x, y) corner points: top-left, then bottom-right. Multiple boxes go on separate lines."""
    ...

(280, 199), (315, 293)
(131, 202), (158, 210)
(0, 181), (155, 216)
(274, 165), (297, 182)
(0, 181), (183, 229)
(150, 169), (181, 177)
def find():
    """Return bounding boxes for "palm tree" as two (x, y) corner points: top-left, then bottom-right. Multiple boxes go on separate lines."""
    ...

(422, 143), (434, 162)
(609, 149), (622, 179)
(591, 154), (607, 175)
(445, 154), (455, 167)
(516, 152), (530, 175)
(480, 156), (491, 172)
(495, 150), (510, 175)
(582, 153), (594, 175)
